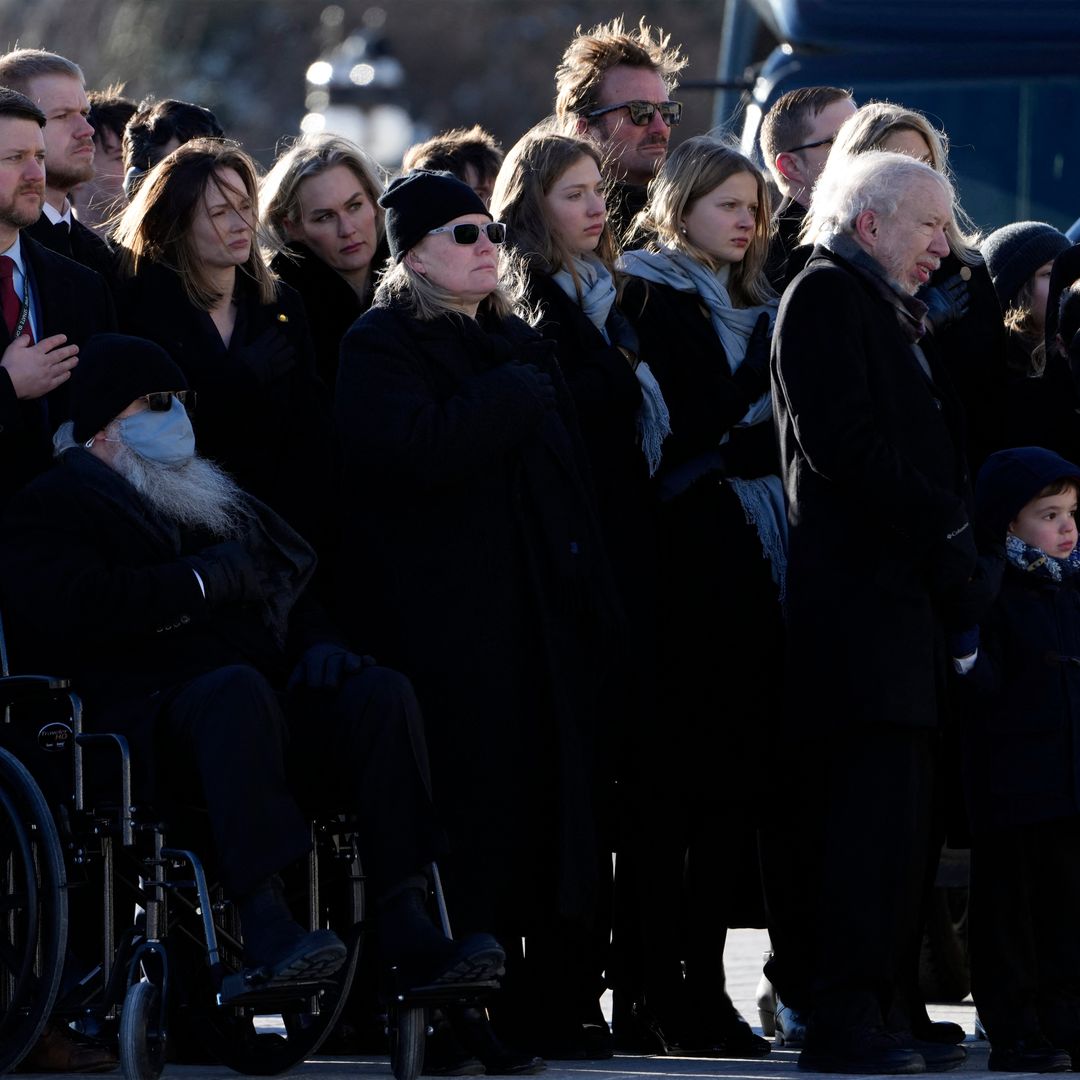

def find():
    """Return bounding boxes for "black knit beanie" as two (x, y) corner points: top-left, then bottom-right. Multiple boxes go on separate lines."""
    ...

(379, 169), (489, 263)
(980, 221), (1071, 310)
(71, 334), (188, 443)
(975, 446), (1080, 541)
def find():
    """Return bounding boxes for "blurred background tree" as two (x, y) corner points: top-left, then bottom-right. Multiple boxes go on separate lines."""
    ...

(0, 0), (729, 169)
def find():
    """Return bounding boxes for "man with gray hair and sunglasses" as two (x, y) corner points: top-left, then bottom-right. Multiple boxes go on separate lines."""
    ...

(554, 16), (687, 241)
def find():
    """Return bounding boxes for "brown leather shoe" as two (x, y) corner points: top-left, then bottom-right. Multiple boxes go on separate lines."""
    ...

(17, 1022), (118, 1073)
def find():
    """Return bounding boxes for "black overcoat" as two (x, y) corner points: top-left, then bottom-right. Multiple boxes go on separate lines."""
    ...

(0, 236), (116, 503)
(115, 262), (338, 558)
(772, 245), (971, 732)
(962, 567), (1080, 830)
(334, 299), (621, 923)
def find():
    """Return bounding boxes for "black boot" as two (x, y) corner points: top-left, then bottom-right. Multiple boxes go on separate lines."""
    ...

(237, 875), (346, 985)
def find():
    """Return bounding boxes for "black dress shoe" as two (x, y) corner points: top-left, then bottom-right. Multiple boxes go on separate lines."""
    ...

(681, 1018), (771, 1058)
(799, 1028), (926, 1074)
(988, 1037), (1072, 1072)
(451, 1007), (545, 1075)
(912, 1020), (966, 1045)
(894, 1034), (966, 1072)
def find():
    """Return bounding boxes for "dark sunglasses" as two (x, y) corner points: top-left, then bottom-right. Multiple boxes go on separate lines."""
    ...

(584, 99), (683, 127)
(783, 134), (836, 155)
(142, 390), (196, 414)
(426, 222), (507, 245)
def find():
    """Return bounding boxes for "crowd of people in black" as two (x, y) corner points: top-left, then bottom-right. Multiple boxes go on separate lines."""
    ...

(1, 15), (1080, 1077)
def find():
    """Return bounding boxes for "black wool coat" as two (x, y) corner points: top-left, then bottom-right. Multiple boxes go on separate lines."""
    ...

(772, 245), (972, 733)
(0, 236), (116, 504)
(115, 262), (339, 559)
(335, 298), (622, 923)
(26, 213), (120, 295)
(270, 238), (388, 392)
(962, 567), (1080, 831)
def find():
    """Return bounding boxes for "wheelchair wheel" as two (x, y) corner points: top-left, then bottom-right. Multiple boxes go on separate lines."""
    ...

(188, 825), (364, 1075)
(388, 1005), (425, 1080)
(0, 746), (67, 1074)
(119, 981), (166, 1080)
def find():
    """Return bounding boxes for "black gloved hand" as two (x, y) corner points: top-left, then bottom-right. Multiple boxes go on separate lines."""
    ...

(606, 308), (641, 359)
(731, 312), (772, 402)
(926, 515), (979, 602)
(234, 328), (296, 387)
(938, 551), (1005, 633)
(510, 362), (557, 411)
(287, 642), (376, 692)
(920, 271), (971, 335)
(183, 540), (262, 609)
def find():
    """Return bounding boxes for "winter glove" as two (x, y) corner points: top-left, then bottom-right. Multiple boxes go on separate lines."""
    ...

(509, 362), (557, 411)
(286, 642), (376, 692)
(731, 312), (772, 402)
(183, 540), (263, 609)
(606, 308), (641, 360)
(938, 551), (1005, 633)
(926, 514), (979, 604)
(949, 627), (980, 660)
(919, 272), (971, 335)
(233, 328), (296, 387)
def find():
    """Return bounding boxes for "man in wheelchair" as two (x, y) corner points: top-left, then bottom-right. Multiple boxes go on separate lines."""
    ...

(0, 333), (505, 997)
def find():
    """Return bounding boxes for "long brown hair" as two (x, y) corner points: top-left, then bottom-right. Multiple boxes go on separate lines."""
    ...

(115, 137), (278, 310)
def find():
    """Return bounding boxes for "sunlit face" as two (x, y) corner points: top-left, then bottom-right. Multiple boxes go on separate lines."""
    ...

(0, 117), (46, 239)
(588, 66), (672, 188)
(879, 127), (935, 167)
(1010, 484), (1079, 558)
(865, 176), (952, 295)
(404, 212), (499, 311)
(680, 171), (759, 266)
(26, 73), (94, 193)
(191, 166), (254, 271)
(1029, 259), (1055, 335)
(544, 155), (606, 257)
(284, 164), (378, 283)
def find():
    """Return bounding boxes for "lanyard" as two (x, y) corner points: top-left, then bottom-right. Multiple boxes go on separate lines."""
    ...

(10, 286), (28, 342)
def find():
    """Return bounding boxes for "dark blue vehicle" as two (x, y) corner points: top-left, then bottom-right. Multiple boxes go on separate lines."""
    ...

(715, 0), (1080, 232)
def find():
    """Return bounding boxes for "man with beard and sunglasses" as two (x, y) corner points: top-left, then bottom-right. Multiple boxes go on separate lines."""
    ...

(554, 17), (686, 242)
(0, 86), (114, 506)
(0, 333), (506, 1010)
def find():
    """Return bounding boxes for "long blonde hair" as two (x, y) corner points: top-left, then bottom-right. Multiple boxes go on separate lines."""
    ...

(632, 136), (774, 307)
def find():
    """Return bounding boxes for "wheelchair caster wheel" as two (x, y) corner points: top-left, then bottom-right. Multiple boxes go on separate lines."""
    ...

(389, 1005), (426, 1080)
(119, 981), (166, 1080)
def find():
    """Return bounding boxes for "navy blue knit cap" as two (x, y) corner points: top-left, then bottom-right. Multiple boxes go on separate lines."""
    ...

(378, 169), (489, 262)
(980, 221), (1071, 310)
(975, 446), (1080, 540)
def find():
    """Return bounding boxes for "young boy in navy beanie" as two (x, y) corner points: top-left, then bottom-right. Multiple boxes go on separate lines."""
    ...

(954, 446), (1080, 1072)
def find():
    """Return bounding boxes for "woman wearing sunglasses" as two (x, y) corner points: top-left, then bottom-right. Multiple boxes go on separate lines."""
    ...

(335, 169), (621, 1068)
(260, 133), (389, 392)
(617, 137), (784, 1059)
(112, 138), (337, 559)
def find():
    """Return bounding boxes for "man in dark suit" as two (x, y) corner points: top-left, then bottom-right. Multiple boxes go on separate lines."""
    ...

(0, 49), (117, 288)
(771, 151), (974, 1075)
(0, 86), (114, 504)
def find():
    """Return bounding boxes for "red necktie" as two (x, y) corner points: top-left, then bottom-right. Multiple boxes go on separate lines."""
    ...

(0, 256), (33, 344)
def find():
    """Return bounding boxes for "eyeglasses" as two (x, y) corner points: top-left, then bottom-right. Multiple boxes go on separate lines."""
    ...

(783, 135), (836, 155)
(426, 222), (507, 245)
(583, 100), (683, 127)
(142, 390), (196, 414)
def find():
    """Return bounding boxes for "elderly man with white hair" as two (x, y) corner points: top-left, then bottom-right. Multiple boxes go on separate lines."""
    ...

(769, 151), (977, 1075)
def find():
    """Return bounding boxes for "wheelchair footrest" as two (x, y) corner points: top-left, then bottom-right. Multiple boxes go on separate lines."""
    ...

(217, 969), (337, 1007)
(389, 978), (501, 1007)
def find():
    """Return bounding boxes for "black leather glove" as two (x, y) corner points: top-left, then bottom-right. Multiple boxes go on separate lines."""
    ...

(510, 362), (557, 411)
(234, 328), (296, 387)
(938, 551), (1005, 633)
(920, 272), (971, 335)
(926, 515), (979, 602)
(183, 540), (262, 609)
(731, 312), (772, 402)
(287, 642), (376, 692)
(606, 308), (641, 359)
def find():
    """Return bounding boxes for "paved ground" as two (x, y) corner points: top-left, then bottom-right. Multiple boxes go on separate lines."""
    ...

(22, 928), (999, 1080)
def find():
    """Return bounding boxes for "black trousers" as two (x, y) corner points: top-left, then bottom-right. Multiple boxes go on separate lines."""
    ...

(765, 725), (936, 1037)
(155, 663), (445, 900)
(970, 815), (1080, 1047)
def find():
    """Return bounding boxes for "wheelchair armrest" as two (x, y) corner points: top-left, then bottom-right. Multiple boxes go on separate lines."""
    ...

(0, 673), (71, 704)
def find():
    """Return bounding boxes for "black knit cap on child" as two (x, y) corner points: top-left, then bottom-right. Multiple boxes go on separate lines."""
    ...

(71, 333), (188, 443)
(980, 221), (1072, 310)
(975, 446), (1080, 541)
(379, 169), (490, 263)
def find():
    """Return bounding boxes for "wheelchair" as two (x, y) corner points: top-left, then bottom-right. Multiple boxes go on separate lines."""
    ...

(0, 634), (496, 1080)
